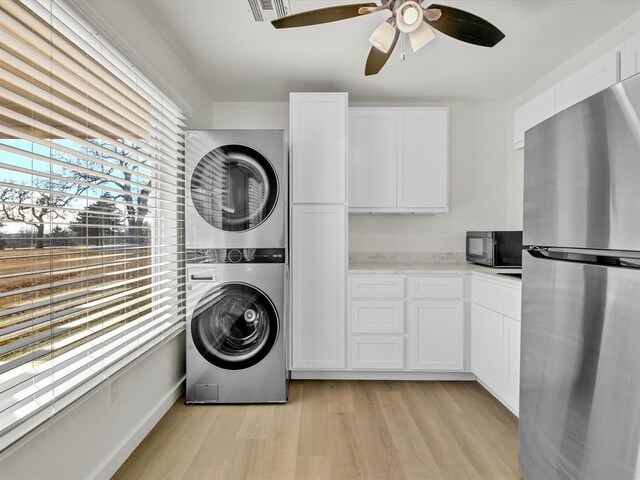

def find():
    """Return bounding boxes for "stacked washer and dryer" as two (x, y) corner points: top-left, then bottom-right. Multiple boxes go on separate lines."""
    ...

(185, 130), (288, 404)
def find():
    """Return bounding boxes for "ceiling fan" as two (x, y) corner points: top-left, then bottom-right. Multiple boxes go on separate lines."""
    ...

(271, 0), (505, 76)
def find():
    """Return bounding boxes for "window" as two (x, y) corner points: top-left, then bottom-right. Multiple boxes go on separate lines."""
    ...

(0, 0), (185, 451)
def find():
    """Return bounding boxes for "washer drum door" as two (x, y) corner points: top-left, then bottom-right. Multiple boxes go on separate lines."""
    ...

(190, 282), (279, 370)
(189, 144), (279, 233)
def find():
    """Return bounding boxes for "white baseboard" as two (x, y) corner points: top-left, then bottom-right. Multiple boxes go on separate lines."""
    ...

(291, 370), (477, 381)
(93, 377), (185, 480)
(476, 378), (519, 417)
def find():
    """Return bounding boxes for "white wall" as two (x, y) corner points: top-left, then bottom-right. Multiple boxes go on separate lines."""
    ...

(506, 10), (640, 229)
(70, 0), (214, 128)
(0, 333), (185, 480)
(213, 100), (513, 254)
(213, 101), (289, 131)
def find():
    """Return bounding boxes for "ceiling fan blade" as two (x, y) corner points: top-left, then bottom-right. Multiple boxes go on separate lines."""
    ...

(424, 4), (505, 47)
(365, 29), (399, 76)
(272, 3), (378, 29)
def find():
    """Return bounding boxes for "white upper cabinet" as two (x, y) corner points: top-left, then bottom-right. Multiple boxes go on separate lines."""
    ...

(348, 107), (449, 213)
(348, 109), (397, 208)
(622, 33), (640, 80)
(554, 49), (619, 112)
(397, 109), (448, 210)
(513, 89), (555, 150)
(290, 93), (347, 204)
(514, 48), (621, 150)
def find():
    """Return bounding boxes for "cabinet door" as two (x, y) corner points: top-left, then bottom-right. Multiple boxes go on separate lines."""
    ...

(397, 109), (449, 210)
(290, 93), (347, 204)
(471, 303), (506, 394)
(504, 316), (521, 415)
(291, 205), (346, 369)
(513, 88), (555, 150)
(348, 109), (397, 208)
(408, 300), (463, 371)
(555, 49), (620, 112)
(622, 33), (640, 80)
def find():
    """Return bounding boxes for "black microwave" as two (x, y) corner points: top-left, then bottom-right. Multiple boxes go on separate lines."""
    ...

(466, 231), (523, 267)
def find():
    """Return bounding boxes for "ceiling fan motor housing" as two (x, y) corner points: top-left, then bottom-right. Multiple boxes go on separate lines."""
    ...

(395, 1), (424, 33)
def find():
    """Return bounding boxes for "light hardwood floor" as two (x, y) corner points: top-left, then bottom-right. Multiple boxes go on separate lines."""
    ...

(113, 380), (523, 480)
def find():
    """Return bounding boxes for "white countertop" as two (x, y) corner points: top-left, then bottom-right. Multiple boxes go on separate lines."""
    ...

(348, 262), (522, 286)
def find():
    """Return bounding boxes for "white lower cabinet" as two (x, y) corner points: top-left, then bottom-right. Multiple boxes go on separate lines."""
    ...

(351, 336), (404, 370)
(343, 272), (521, 412)
(348, 274), (466, 373)
(348, 275), (406, 370)
(471, 277), (522, 416)
(408, 300), (464, 371)
(504, 316), (521, 410)
(472, 303), (507, 393)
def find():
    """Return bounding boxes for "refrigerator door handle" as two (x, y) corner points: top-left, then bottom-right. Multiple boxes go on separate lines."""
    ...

(527, 247), (640, 269)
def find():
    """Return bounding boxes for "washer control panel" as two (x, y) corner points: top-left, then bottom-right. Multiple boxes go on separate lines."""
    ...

(186, 248), (286, 264)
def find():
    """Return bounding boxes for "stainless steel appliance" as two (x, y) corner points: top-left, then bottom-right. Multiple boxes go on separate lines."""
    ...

(186, 130), (287, 249)
(520, 73), (640, 479)
(466, 231), (523, 267)
(186, 248), (288, 404)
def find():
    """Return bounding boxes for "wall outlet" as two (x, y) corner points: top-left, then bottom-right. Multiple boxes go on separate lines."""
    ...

(109, 378), (119, 404)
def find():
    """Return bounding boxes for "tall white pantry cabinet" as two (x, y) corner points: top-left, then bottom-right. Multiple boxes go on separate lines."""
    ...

(290, 93), (348, 370)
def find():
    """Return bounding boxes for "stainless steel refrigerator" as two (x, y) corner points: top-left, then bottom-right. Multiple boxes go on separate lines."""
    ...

(520, 72), (640, 479)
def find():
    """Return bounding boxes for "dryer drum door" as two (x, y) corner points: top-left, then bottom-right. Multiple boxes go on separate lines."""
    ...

(190, 144), (278, 232)
(191, 282), (279, 370)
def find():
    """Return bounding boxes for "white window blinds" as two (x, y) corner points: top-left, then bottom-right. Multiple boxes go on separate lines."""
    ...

(0, 0), (186, 451)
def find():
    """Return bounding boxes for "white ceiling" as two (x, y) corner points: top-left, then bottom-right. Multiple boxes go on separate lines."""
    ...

(137, 0), (640, 103)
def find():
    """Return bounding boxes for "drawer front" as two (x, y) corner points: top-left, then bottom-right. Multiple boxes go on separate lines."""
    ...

(408, 276), (463, 299)
(350, 336), (404, 369)
(473, 277), (521, 321)
(350, 275), (404, 298)
(351, 300), (404, 334)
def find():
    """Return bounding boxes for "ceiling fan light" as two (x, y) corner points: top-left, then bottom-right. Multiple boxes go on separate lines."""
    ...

(369, 20), (396, 53)
(396, 1), (423, 33)
(409, 22), (435, 52)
